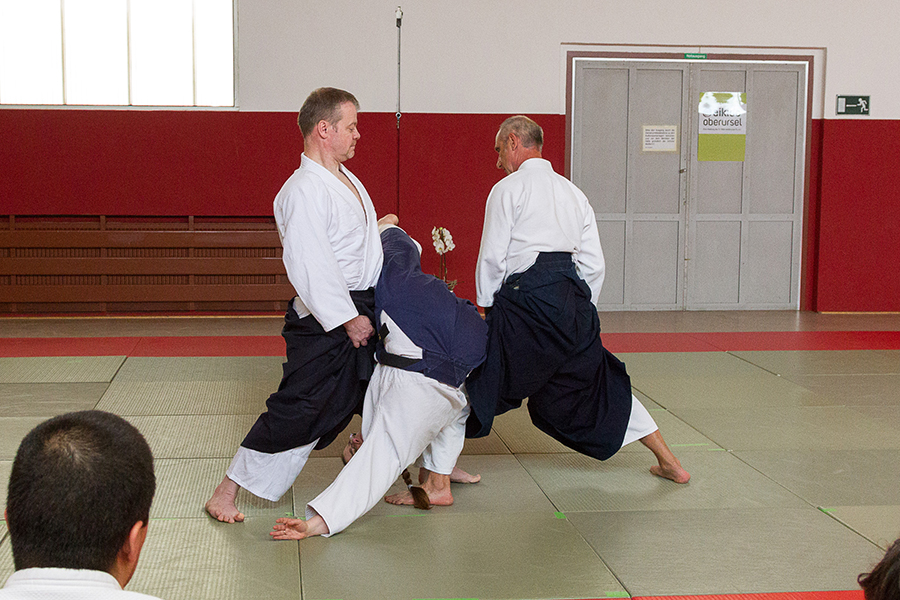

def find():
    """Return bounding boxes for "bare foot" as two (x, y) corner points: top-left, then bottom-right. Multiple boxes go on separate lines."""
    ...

(270, 517), (309, 540)
(341, 432), (363, 465)
(650, 460), (691, 484)
(205, 476), (245, 523)
(450, 466), (481, 484)
(386, 474), (454, 506)
(417, 466), (482, 484)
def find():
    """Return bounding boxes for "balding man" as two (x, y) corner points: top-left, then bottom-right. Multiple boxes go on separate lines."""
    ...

(206, 87), (384, 522)
(466, 115), (690, 483)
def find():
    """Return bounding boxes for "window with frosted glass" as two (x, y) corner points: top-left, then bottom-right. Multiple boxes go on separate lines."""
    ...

(0, 0), (234, 107)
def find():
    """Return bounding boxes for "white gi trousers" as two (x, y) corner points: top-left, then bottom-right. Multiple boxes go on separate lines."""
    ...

(226, 441), (318, 502)
(306, 363), (467, 537)
(621, 394), (659, 447)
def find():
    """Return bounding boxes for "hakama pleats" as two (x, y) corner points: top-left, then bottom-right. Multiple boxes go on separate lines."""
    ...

(241, 290), (376, 454)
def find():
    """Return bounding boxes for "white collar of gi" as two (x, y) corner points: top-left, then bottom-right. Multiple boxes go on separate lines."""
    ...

(517, 157), (552, 171)
(299, 153), (365, 216)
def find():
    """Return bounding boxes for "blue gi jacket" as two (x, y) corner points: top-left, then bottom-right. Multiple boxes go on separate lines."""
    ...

(375, 227), (487, 388)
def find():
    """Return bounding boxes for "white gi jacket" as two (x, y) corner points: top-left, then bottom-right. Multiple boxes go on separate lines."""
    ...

(475, 158), (605, 307)
(0, 568), (163, 599)
(273, 154), (383, 332)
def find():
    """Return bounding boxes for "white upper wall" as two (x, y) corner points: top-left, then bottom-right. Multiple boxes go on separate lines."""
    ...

(238, 0), (898, 119)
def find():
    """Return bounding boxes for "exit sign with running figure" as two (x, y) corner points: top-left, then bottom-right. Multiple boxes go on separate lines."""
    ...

(836, 96), (870, 115)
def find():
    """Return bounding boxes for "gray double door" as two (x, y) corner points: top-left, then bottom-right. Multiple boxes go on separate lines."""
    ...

(571, 59), (807, 310)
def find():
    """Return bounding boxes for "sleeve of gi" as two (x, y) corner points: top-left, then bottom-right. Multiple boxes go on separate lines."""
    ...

(277, 180), (359, 332)
(475, 181), (516, 308)
(573, 186), (606, 305)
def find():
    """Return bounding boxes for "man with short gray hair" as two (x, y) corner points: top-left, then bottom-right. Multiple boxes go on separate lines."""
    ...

(466, 115), (690, 483)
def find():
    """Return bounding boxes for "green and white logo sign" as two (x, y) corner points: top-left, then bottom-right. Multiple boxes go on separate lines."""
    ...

(698, 92), (747, 162)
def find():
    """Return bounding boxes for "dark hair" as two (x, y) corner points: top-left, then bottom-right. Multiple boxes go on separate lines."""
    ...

(860, 538), (900, 600)
(498, 115), (543, 150)
(6, 410), (156, 572)
(297, 87), (359, 138)
(400, 469), (431, 510)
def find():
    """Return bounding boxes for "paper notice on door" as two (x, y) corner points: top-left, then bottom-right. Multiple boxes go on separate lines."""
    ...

(698, 92), (747, 161)
(642, 125), (678, 152)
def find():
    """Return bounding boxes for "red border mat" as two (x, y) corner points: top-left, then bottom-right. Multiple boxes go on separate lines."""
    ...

(2, 331), (898, 357)
(1, 336), (284, 357)
(633, 591), (864, 600)
(602, 331), (900, 353)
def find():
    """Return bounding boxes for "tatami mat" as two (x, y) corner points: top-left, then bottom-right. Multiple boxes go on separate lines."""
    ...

(827, 506), (900, 550)
(730, 350), (900, 376)
(568, 507), (883, 596)
(111, 356), (284, 382)
(778, 373), (900, 406)
(516, 450), (809, 513)
(674, 406), (900, 451)
(0, 356), (125, 383)
(130, 517), (300, 600)
(97, 380), (272, 415)
(151, 458), (292, 519)
(0, 417), (51, 460)
(0, 382), (106, 417)
(851, 405), (900, 430)
(0, 462), (10, 517)
(299, 511), (626, 600)
(491, 402), (576, 454)
(621, 351), (772, 378)
(734, 449), (900, 507)
(126, 415), (258, 459)
(622, 352), (822, 410)
(292, 454), (558, 520)
(0, 523), (9, 583)
(3, 313), (899, 599)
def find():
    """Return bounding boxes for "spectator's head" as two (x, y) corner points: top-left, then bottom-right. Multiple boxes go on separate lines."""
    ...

(5, 410), (156, 585)
(859, 537), (900, 600)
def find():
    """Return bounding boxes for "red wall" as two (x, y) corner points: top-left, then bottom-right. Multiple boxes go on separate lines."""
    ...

(1, 109), (563, 304)
(2, 109), (898, 311)
(816, 120), (900, 312)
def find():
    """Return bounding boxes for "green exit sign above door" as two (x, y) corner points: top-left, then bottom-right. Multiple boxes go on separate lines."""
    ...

(836, 95), (870, 115)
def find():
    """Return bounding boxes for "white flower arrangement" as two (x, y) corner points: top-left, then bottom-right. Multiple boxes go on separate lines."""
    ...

(432, 226), (455, 255)
(431, 226), (457, 290)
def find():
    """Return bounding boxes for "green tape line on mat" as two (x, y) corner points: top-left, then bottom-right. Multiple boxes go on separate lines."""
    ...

(605, 591), (631, 598)
(555, 511), (566, 519)
(819, 507), (835, 513)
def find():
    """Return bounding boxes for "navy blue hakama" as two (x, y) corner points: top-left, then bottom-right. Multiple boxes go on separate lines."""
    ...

(466, 252), (632, 461)
(241, 289), (376, 453)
